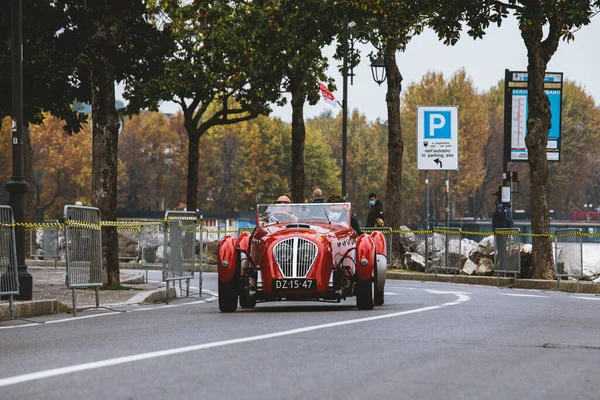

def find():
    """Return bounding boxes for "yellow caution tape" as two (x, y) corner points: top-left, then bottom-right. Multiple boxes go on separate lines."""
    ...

(65, 220), (101, 230)
(461, 230), (493, 236)
(433, 228), (463, 235)
(520, 233), (553, 238)
(164, 216), (197, 221)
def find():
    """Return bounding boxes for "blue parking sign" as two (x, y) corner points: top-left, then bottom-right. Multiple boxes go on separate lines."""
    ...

(423, 110), (452, 139)
(417, 106), (458, 170)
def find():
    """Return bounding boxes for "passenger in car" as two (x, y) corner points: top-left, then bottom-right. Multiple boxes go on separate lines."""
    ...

(326, 195), (362, 235)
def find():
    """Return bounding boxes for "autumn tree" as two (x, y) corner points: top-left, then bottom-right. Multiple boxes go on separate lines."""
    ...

(484, 82), (531, 219)
(29, 114), (93, 218)
(119, 111), (187, 211)
(547, 82), (600, 211)
(401, 70), (489, 226)
(304, 124), (342, 201)
(198, 115), (292, 211)
(431, 0), (600, 278)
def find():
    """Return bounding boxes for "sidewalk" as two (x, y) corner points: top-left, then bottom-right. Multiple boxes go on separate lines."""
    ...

(0, 264), (180, 321)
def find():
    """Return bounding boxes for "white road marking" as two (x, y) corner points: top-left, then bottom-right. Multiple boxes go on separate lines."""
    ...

(0, 291), (470, 387)
(424, 289), (471, 295)
(0, 299), (216, 330)
(571, 296), (600, 301)
(500, 293), (547, 298)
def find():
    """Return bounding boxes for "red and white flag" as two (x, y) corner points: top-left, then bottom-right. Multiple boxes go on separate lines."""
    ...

(318, 82), (337, 107)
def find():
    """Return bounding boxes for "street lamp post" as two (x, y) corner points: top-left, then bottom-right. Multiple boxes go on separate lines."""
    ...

(6, 0), (32, 300)
(584, 203), (594, 221)
(341, 21), (387, 197)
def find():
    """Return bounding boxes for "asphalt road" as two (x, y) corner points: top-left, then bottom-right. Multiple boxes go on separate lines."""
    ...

(1, 273), (599, 400)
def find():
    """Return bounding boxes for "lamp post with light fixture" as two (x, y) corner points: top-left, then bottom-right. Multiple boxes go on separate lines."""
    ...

(341, 19), (387, 197)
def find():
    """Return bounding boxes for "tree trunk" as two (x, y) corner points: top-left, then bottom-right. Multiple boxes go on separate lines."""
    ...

(384, 46), (404, 260)
(186, 132), (200, 211)
(89, 10), (120, 286)
(522, 18), (560, 280)
(290, 72), (307, 203)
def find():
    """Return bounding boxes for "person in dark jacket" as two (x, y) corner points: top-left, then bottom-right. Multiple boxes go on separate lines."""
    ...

(492, 191), (514, 230)
(492, 190), (514, 271)
(366, 192), (384, 227)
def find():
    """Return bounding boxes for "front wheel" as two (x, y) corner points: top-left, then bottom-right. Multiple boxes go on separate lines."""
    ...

(355, 278), (374, 310)
(218, 277), (239, 312)
(374, 288), (384, 306)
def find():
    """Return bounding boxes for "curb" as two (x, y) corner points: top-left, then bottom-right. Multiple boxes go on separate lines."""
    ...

(387, 271), (600, 294)
(0, 300), (62, 321)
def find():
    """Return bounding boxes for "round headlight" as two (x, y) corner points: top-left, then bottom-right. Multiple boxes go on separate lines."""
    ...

(298, 242), (316, 262)
(274, 242), (293, 262)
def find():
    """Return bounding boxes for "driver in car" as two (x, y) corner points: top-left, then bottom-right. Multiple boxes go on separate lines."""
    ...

(260, 195), (298, 224)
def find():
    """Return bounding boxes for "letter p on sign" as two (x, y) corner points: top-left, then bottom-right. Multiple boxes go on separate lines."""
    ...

(424, 111), (451, 139)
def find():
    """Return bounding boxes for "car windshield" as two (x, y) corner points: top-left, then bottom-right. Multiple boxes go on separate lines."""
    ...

(257, 202), (351, 227)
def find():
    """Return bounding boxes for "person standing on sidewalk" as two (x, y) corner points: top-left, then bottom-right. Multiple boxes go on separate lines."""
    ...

(312, 188), (324, 203)
(492, 190), (514, 271)
(366, 192), (384, 227)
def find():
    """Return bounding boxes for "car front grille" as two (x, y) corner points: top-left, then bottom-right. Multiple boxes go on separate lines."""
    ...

(273, 237), (318, 278)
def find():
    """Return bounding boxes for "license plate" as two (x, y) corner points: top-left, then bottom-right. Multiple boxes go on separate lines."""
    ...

(272, 279), (316, 290)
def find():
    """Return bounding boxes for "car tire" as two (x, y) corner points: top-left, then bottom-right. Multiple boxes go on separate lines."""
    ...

(239, 290), (256, 309)
(374, 289), (384, 306)
(218, 263), (240, 313)
(374, 261), (384, 306)
(356, 278), (374, 310)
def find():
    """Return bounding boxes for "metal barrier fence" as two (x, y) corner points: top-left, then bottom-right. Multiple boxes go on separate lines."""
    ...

(43, 220), (61, 267)
(362, 227), (393, 266)
(140, 223), (165, 283)
(164, 211), (197, 302)
(494, 228), (521, 285)
(118, 227), (141, 263)
(0, 206), (19, 319)
(554, 228), (582, 292)
(28, 221), (63, 266)
(430, 227), (462, 277)
(64, 205), (103, 316)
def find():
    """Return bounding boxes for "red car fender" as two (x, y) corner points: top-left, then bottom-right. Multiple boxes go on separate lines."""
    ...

(370, 230), (386, 257)
(355, 234), (375, 281)
(371, 230), (387, 291)
(218, 235), (237, 283)
(236, 231), (250, 253)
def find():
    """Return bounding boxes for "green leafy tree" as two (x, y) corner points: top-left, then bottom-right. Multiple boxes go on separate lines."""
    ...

(341, 0), (434, 255)
(58, 0), (166, 285)
(125, 0), (284, 211)
(0, 1), (87, 131)
(431, 0), (600, 278)
(244, 0), (341, 203)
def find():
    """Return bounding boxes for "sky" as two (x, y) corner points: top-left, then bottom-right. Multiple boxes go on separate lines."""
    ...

(129, 15), (600, 124)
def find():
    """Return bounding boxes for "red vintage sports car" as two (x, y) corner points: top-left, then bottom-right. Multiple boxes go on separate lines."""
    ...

(217, 202), (387, 312)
